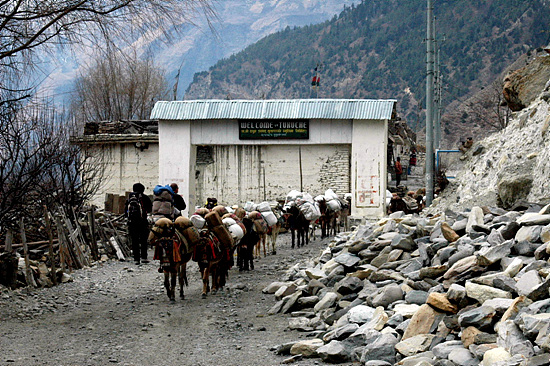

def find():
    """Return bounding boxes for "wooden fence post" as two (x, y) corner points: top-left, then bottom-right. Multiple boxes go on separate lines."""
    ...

(43, 206), (57, 286)
(20, 219), (37, 288)
(87, 207), (99, 260)
(5, 228), (13, 253)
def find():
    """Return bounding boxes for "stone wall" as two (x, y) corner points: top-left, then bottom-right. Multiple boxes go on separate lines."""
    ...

(194, 144), (351, 207)
(318, 145), (351, 195)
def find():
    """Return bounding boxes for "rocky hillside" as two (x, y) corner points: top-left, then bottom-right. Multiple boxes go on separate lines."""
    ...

(432, 53), (550, 213)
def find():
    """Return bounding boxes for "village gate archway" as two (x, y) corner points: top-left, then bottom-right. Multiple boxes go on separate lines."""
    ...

(150, 99), (396, 219)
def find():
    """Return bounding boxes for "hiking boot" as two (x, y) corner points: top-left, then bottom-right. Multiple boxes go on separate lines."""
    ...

(141, 259), (150, 264)
(134, 261), (140, 265)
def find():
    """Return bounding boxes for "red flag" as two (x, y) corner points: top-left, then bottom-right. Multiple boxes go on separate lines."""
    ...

(311, 76), (318, 86)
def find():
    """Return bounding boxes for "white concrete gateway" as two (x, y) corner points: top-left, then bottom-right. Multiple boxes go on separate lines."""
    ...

(150, 99), (397, 219)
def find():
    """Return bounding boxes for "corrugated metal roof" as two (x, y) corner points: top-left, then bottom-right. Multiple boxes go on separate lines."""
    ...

(150, 99), (396, 121)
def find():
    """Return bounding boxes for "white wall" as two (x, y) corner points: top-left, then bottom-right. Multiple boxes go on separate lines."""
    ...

(159, 120), (194, 216)
(351, 119), (388, 218)
(159, 117), (388, 219)
(195, 144), (351, 207)
(86, 143), (159, 208)
(191, 119), (352, 145)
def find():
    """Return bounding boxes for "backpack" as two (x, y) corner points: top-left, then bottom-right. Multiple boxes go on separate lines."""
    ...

(127, 192), (144, 223)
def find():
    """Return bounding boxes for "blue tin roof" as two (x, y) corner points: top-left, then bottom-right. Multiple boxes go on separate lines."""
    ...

(150, 99), (396, 121)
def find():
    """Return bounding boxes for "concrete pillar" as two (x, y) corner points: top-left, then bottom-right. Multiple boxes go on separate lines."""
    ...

(351, 119), (388, 218)
(158, 120), (195, 216)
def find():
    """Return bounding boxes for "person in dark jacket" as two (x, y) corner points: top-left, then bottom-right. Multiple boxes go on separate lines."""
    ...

(205, 197), (218, 210)
(125, 183), (152, 265)
(169, 183), (187, 214)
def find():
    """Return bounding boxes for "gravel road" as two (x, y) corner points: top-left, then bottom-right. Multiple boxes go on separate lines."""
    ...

(0, 231), (340, 366)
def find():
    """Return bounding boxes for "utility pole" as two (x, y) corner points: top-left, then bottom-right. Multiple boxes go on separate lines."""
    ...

(425, 0), (435, 205)
(433, 33), (441, 150)
(434, 31), (445, 150)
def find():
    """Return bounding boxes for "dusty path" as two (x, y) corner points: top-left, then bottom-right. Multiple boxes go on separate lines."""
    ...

(0, 232), (335, 366)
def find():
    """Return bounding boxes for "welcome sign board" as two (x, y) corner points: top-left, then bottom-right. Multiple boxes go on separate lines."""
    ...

(239, 119), (309, 139)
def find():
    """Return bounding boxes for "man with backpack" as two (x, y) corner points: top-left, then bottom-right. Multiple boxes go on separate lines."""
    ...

(125, 183), (152, 265)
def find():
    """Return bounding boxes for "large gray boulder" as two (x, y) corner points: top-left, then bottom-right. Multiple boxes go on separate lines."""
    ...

(334, 253), (361, 268)
(334, 276), (364, 295)
(465, 282), (512, 304)
(316, 340), (353, 363)
(476, 241), (513, 266)
(495, 320), (535, 358)
(314, 292), (339, 312)
(395, 334), (436, 357)
(348, 305), (376, 324)
(323, 323), (360, 343)
(360, 333), (399, 364)
(448, 348), (477, 366)
(371, 284), (403, 308)
(431, 340), (465, 359)
(458, 306), (496, 330)
(516, 270), (542, 296)
(497, 175), (533, 209)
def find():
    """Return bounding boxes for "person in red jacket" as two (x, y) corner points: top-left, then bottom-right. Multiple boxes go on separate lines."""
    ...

(395, 157), (403, 187)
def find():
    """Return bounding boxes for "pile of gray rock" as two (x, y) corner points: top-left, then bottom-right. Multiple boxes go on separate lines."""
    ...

(432, 60), (550, 213)
(265, 204), (550, 365)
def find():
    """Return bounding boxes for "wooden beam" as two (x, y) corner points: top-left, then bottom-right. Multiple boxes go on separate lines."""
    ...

(43, 206), (57, 286)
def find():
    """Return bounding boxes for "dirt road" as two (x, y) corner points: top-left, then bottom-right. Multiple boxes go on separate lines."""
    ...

(0, 232), (335, 366)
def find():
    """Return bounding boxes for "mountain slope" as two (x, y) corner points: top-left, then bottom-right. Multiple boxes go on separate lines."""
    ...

(184, 0), (550, 142)
(40, 0), (357, 102)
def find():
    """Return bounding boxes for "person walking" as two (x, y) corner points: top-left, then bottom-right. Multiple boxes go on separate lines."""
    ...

(395, 157), (403, 187)
(169, 183), (187, 214)
(125, 183), (152, 265)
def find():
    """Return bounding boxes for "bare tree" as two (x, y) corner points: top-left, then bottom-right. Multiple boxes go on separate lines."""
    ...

(71, 49), (168, 121)
(0, 0), (215, 235)
(0, 1), (215, 75)
(0, 96), (106, 234)
(464, 80), (511, 132)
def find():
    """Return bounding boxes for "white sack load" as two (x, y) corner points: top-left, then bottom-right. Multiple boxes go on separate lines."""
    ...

(327, 199), (342, 211)
(256, 201), (271, 212)
(262, 211), (278, 226)
(302, 193), (314, 203)
(300, 201), (321, 221)
(285, 189), (303, 205)
(386, 190), (393, 206)
(190, 214), (206, 229)
(244, 201), (257, 212)
(325, 189), (339, 201)
(314, 195), (326, 202)
(296, 193), (314, 208)
(222, 217), (237, 227)
(228, 223), (244, 240)
(286, 190), (303, 202)
(225, 206), (235, 214)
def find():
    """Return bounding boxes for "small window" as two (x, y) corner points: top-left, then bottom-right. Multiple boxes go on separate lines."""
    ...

(196, 146), (214, 165)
